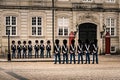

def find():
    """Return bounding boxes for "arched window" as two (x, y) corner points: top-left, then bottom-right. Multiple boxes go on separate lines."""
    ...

(57, 17), (69, 36)
(6, 16), (17, 36)
(106, 18), (116, 36)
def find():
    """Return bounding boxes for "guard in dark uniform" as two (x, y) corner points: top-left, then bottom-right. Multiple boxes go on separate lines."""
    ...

(70, 39), (76, 64)
(11, 40), (16, 58)
(62, 39), (68, 64)
(77, 39), (83, 64)
(54, 39), (61, 64)
(28, 40), (32, 58)
(22, 41), (27, 58)
(92, 39), (98, 64)
(34, 40), (39, 58)
(40, 40), (45, 58)
(46, 40), (51, 58)
(17, 41), (22, 58)
(84, 39), (90, 64)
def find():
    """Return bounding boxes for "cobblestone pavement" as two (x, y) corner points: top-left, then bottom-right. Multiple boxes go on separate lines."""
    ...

(0, 55), (120, 80)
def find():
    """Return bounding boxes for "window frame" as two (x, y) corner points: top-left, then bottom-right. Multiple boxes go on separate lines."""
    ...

(82, 0), (93, 2)
(105, 17), (116, 36)
(5, 16), (17, 36)
(31, 16), (43, 36)
(57, 17), (69, 36)
(110, 46), (116, 53)
(106, 0), (116, 3)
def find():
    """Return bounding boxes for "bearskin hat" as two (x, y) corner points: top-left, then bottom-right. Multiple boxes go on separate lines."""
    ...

(47, 40), (50, 44)
(18, 41), (21, 44)
(23, 41), (26, 44)
(55, 39), (59, 44)
(40, 40), (44, 43)
(85, 39), (89, 44)
(78, 39), (82, 44)
(12, 40), (15, 44)
(28, 40), (32, 44)
(35, 40), (38, 43)
(63, 39), (67, 44)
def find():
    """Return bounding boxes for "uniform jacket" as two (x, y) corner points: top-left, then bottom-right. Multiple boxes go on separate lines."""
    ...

(62, 44), (68, 54)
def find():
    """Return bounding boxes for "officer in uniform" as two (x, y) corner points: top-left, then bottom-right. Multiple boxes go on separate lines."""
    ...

(70, 39), (76, 64)
(40, 40), (45, 58)
(22, 41), (27, 58)
(11, 40), (16, 58)
(46, 40), (51, 58)
(54, 39), (61, 64)
(62, 39), (68, 64)
(77, 39), (83, 64)
(28, 40), (32, 58)
(84, 39), (90, 64)
(92, 39), (98, 64)
(17, 41), (22, 58)
(34, 40), (39, 58)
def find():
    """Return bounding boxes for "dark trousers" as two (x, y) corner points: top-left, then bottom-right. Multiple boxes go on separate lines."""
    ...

(78, 53), (83, 64)
(12, 51), (16, 58)
(23, 51), (27, 58)
(40, 50), (44, 58)
(63, 54), (68, 64)
(85, 53), (90, 64)
(17, 51), (21, 58)
(54, 53), (61, 64)
(46, 51), (51, 58)
(70, 53), (76, 64)
(28, 51), (32, 58)
(35, 51), (39, 58)
(92, 53), (98, 64)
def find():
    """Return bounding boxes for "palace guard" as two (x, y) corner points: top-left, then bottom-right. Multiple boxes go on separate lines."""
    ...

(77, 39), (83, 64)
(54, 39), (61, 64)
(23, 41), (27, 58)
(70, 39), (76, 64)
(46, 40), (51, 58)
(62, 39), (68, 64)
(28, 40), (32, 58)
(84, 39), (90, 64)
(40, 40), (45, 58)
(11, 40), (16, 58)
(17, 41), (22, 58)
(92, 39), (98, 64)
(34, 40), (39, 58)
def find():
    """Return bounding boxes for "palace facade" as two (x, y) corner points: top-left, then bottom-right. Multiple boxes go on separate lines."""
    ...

(0, 0), (120, 54)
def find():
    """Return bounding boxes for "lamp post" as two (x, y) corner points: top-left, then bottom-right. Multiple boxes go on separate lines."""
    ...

(7, 26), (11, 61)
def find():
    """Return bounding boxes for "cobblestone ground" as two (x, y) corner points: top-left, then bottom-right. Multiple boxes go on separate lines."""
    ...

(0, 55), (120, 80)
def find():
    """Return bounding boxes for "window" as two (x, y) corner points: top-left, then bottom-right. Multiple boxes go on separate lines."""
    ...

(58, 17), (69, 36)
(82, 0), (93, 2)
(106, 0), (115, 3)
(111, 46), (116, 53)
(32, 17), (42, 36)
(6, 16), (17, 35)
(106, 18), (116, 36)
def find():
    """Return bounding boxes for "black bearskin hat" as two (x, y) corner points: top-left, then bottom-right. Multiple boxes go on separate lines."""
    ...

(71, 39), (75, 44)
(18, 41), (21, 44)
(47, 40), (50, 44)
(35, 40), (38, 43)
(12, 40), (15, 44)
(85, 39), (89, 44)
(63, 39), (67, 44)
(40, 40), (44, 43)
(28, 40), (32, 44)
(23, 41), (26, 44)
(78, 39), (82, 44)
(94, 39), (97, 44)
(55, 39), (59, 44)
